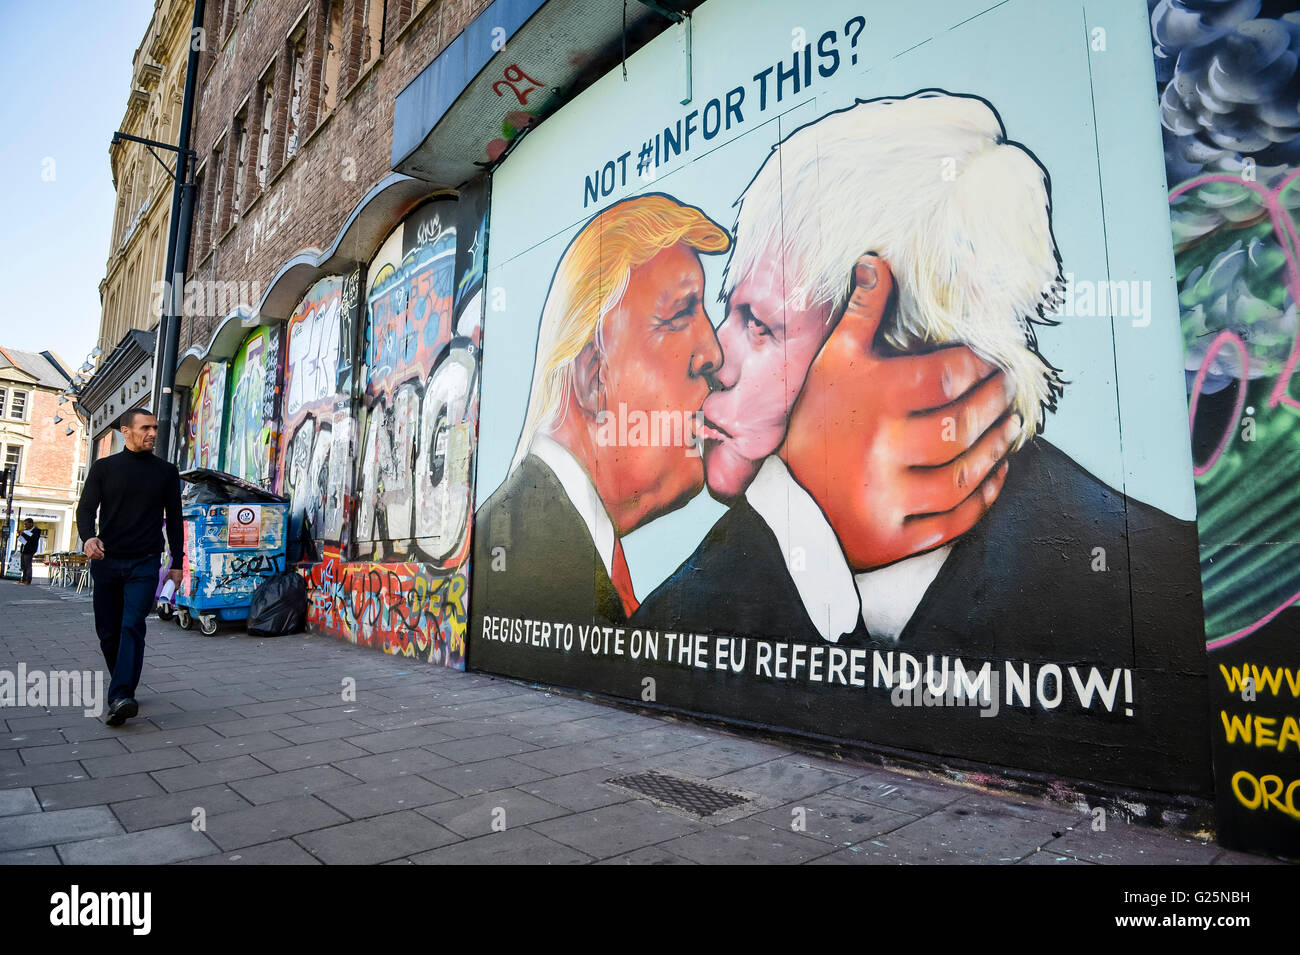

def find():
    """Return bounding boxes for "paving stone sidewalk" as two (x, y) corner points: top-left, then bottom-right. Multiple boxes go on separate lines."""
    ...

(0, 578), (1273, 865)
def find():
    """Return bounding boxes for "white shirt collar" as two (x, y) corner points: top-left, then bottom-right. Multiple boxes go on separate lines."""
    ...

(529, 433), (616, 578)
(744, 455), (952, 642)
(854, 544), (952, 642)
(744, 456), (860, 642)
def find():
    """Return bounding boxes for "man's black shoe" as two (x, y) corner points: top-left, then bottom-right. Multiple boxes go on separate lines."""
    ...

(104, 698), (138, 727)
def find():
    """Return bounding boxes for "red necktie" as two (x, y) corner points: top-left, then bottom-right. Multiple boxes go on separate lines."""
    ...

(611, 538), (639, 617)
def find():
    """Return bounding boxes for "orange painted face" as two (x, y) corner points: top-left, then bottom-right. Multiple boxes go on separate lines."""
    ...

(594, 243), (722, 531)
(700, 247), (833, 499)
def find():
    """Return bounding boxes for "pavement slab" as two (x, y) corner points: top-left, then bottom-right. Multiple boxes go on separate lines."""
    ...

(316, 775), (461, 820)
(294, 809), (460, 864)
(531, 801), (704, 859)
(36, 773), (166, 810)
(228, 765), (359, 804)
(408, 827), (594, 865)
(57, 821), (217, 865)
(415, 787), (570, 837)
(202, 795), (350, 851)
(182, 839), (323, 865)
(0, 787), (41, 817)
(657, 816), (835, 865)
(110, 784), (253, 832)
(0, 806), (124, 851)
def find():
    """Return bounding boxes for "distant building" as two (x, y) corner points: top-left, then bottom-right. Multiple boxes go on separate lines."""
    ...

(86, 0), (196, 457)
(79, 329), (156, 461)
(0, 347), (87, 572)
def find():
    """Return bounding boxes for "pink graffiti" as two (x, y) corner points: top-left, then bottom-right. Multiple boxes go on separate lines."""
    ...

(1187, 331), (1249, 478)
(1173, 172), (1300, 648)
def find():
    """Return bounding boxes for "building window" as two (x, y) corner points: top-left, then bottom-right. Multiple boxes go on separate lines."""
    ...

(322, 1), (343, 114)
(0, 388), (6, 417)
(363, 0), (385, 68)
(192, 166), (206, 262)
(286, 29), (307, 161)
(8, 390), (26, 421)
(220, 0), (240, 43)
(4, 446), (21, 482)
(232, 110), (249, 222)
(211, 139), (226, 240)
(256, 69), (276, 190)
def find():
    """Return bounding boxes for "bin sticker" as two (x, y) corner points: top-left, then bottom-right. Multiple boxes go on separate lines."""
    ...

(183, 522), (194, 595)
(229, 505), (262, 548)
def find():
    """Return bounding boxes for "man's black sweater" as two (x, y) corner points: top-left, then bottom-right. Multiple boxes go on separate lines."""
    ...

(76, 448), (184, 568)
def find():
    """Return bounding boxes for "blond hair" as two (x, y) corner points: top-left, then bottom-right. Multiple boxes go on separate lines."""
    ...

(725, 90), (1065, 448)
(511, 193), (730, 471)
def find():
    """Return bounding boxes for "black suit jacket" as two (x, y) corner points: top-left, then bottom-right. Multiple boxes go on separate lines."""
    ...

(635, 439), (1203, 668)
(471, 453), (626, 628)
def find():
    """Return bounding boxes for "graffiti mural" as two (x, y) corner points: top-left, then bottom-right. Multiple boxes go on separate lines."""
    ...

(279, 190), (487, 669)
(1153, 0), (1300, 854)
(471, 0), (1209, 794)
(224, 325), (281, 487)
(306, 548), (469, 665)
(277, 273), (358, 552)
(185, 361), (227, 470)
(356, 199), (479, 566)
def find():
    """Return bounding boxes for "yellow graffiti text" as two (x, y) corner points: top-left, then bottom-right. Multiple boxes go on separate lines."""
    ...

(1219, 663), (1300, 697)
(1220, 711), (1300, 753)
(1231, 771), (1300, 821)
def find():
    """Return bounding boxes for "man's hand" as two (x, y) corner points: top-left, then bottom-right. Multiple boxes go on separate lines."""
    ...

(83, 537), (105, 560)
(780, 254), (1017, 572)
(167, 568), (183, 589)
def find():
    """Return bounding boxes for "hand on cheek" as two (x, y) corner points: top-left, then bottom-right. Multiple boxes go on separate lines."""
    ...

(780, 254), (1015, 571)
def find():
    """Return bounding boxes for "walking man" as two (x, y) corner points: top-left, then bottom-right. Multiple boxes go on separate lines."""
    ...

(76, 409), (183, 726)
(18, 519), (40, 585)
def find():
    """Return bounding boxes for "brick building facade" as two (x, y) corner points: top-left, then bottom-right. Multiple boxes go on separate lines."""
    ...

(183, 0), (489, 351)
(98, 0), (199, 352)
(0, 348), (87, 568)
(86, 0), (196, 462)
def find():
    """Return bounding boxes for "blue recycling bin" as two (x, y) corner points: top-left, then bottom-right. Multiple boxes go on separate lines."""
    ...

(176, 469), (289, 635)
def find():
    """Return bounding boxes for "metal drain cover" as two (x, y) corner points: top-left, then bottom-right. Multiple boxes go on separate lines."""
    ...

(606, 771), (748, 817)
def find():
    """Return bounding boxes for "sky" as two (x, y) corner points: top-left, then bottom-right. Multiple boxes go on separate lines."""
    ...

(0, 0), (158, 368)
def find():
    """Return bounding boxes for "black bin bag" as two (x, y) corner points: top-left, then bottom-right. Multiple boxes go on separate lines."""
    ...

(246, 573), (307, 636)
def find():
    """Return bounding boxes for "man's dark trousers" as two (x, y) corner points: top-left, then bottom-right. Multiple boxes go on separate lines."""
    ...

(91, 554), (157, 705)
(19, 553), (33, 585)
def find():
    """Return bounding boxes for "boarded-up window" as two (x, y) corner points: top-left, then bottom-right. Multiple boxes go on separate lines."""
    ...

(232, 112), (249, 221)
(363, 0), (385, 69)
(192, 168), (206, 261)
(322, 1), (343, 113)
(286, 31), (306, 160)
(211, 140), (226, 241)
(257, 72), (275, 190)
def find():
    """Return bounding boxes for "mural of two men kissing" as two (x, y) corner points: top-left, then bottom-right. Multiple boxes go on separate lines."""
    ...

(473, 66), (1208, 788)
